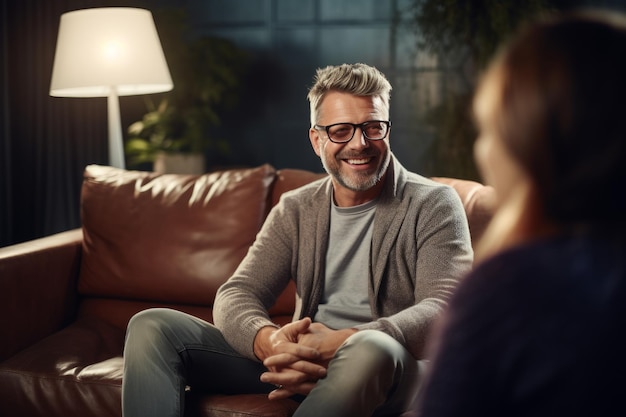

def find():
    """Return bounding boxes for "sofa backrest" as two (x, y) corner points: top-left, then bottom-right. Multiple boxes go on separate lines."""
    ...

(79, 164), (277, 306)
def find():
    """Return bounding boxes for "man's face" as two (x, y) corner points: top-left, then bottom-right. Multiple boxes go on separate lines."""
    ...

(309, 91), (391, 200)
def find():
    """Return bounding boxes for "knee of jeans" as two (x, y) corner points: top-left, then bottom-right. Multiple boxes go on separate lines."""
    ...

(125, 308), (177, 348)
(339, 330), (408, 372)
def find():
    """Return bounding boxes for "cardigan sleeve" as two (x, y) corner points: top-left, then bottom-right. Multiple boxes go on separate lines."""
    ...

(213, 199), (296, 361)
(213, 180), (329, 361)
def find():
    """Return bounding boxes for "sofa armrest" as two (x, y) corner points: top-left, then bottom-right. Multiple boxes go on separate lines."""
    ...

(0, 229), (83, 361)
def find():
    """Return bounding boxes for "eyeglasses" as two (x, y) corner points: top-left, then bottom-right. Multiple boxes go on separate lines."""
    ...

(314, 120), (392, 143)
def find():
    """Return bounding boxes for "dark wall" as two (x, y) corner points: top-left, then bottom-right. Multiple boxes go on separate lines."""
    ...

(178, 0), (440, 174)
(120, 0), (446, 174)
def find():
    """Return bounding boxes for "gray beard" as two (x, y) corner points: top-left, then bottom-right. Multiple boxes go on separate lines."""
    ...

(320, 150), (391, 192)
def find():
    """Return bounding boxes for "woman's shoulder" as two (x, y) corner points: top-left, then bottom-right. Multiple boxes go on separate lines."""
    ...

(456, 234), (626, 313)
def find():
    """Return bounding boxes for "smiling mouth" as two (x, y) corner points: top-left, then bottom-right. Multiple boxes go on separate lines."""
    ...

(344, 157), (374, 165)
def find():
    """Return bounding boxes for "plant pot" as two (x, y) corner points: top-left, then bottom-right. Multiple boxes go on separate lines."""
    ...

(154, 152), (205, 175)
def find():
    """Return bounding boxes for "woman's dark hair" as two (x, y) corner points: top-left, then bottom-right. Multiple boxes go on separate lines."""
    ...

(478, 11), (626, 228)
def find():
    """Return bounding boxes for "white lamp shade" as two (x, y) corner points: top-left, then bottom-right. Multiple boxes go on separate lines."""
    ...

(50, 7), (173, 97)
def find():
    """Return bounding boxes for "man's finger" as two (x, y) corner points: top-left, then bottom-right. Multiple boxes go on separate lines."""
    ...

(260, 365), (320, 386)
(278, 317), (312, 340)
(288, 359), (327, 377)
(268, 382), (317, 400)
(263, 355), (327, 377)
(267, 343), (320, 360)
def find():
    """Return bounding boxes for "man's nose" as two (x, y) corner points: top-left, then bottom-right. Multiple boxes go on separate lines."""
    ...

(349, 127), (369, 148)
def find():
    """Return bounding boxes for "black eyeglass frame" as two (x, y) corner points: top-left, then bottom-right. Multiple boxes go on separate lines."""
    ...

(314, 120), (392, 143)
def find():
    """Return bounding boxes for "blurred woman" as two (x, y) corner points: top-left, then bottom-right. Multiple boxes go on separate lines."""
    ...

(418, 11), (626, 417)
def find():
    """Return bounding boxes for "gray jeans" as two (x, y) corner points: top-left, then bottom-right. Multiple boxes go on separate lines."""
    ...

(122, 308), (422, 417)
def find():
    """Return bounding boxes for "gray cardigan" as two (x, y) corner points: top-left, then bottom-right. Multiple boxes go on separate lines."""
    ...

(214, 156), (473, 360)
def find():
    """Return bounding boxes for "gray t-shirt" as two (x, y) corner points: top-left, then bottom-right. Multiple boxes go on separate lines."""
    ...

(314, 197), (377, 329)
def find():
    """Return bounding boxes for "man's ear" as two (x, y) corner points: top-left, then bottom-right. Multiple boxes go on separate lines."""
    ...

(309, 128), (322, 157)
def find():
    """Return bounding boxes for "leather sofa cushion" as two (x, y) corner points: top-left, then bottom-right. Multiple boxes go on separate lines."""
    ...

(0, 317), (125, 417)
(78, 164), (276, 305)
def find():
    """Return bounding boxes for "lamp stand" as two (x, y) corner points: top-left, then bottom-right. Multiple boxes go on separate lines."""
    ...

(107, 89), (125, 169)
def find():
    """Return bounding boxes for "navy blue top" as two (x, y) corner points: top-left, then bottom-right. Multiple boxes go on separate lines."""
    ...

(419, 233), (626, 416)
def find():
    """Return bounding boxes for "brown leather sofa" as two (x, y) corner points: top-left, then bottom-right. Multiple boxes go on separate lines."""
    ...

(0, 163), (494, 417)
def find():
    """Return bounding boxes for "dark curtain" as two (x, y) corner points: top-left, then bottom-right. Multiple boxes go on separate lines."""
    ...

(1, 0), (155, 247)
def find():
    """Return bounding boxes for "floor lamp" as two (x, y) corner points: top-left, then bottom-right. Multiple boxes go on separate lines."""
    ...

(50, 8), (173, 169)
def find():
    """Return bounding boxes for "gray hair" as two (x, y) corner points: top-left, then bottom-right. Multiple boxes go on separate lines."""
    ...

(307, 63), (392, 126)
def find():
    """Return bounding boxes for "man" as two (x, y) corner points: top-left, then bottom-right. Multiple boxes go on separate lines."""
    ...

(122, 63), (472, 417)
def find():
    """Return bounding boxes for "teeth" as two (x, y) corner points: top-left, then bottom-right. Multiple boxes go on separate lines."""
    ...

(347, 158), (370, 165)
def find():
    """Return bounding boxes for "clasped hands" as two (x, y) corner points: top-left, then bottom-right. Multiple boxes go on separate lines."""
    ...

(254, 317), (357, 400)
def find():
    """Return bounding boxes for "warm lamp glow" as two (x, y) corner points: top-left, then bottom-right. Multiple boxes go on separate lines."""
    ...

(50, 8), (173, 168)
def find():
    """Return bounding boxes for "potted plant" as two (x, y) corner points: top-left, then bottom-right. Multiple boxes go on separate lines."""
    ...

(412, 0), (555, 180)
(126, 9), (248, 174)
